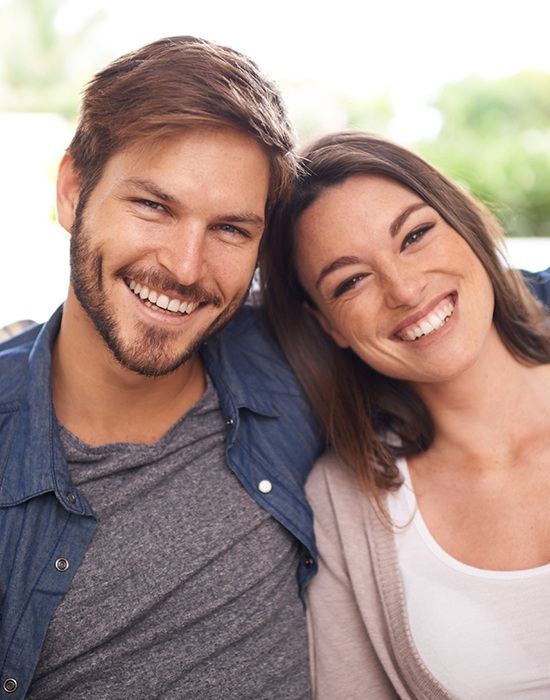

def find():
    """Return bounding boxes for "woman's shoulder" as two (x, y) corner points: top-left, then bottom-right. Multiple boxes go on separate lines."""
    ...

(306, 450), (365, 512)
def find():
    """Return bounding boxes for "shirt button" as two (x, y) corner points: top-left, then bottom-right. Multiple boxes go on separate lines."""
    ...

(304, 556), (314, 568)
(226, 417), (234, 427)
(258, 479), (272, 494)
(66, 491), (76, 504)
(55, 558), (70, 572)
(3, 678), (17, 693)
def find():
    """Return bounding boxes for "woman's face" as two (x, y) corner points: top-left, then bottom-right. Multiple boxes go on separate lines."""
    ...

(294, 174), (496, 385)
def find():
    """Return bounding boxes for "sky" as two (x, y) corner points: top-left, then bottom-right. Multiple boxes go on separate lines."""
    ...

(2, 0), (550, 328)
(76, 0), (550, 141)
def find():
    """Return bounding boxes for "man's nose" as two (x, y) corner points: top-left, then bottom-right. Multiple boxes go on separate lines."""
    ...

(156, 222), (207, 286)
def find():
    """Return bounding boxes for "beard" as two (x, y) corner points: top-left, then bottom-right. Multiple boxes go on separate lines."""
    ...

(69, 213), (251, 377)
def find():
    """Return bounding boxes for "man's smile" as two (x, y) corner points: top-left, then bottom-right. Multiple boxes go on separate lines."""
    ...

(127, 278), (201, 316)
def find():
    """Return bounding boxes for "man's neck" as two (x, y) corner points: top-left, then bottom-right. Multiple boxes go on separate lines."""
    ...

(51, 310), (207, 447)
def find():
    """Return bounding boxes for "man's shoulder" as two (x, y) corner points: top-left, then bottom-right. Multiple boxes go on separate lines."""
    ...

(213, 304), (271, 343)
(0, 322), (43, 401)
(204, 305), (294, 381)
(523, 266), (550, 307)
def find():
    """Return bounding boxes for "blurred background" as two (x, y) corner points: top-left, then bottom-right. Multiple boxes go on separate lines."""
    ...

(1, 0), (550, 328)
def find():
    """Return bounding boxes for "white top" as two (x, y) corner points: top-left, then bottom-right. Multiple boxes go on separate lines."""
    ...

(387, 458), (550, 699)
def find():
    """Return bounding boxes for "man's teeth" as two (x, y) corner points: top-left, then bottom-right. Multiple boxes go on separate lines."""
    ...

(401, 300), (454, 341)
(128, 280), (199, 315)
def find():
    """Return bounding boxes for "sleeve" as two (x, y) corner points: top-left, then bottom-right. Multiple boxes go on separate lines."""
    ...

(305, 461), (399, 700)
(522, 267), (550, 308)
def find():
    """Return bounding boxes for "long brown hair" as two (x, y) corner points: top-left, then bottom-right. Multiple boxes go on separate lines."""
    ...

(260, 131), (550, 510)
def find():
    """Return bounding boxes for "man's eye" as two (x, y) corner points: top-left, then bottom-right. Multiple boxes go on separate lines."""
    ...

(215, 223), (249, 238)
(134, 199), (164, 211)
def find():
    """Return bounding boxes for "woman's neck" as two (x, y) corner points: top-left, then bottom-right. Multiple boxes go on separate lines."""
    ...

(409, 329), (550, 463)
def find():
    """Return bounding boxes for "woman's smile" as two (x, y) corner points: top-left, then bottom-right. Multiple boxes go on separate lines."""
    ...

(294, 174), (495, 384)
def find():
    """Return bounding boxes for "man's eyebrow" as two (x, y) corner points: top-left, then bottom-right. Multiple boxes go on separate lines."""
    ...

(390, 202), (429, 238)
(121, 178), (264, 228)
(122, 177), (177, 204)
(218, 212), (265, 228)
(316, 256), (362, 291)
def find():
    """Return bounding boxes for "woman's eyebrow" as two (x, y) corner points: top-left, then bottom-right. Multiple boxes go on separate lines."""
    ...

(390, 202), (430, 238)
(314, 202), (431, 290)
(316, 255), (361, 290)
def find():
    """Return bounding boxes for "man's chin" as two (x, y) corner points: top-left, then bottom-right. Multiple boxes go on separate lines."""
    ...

(104, 328), (201, 378)
(103, 294), (247, 377)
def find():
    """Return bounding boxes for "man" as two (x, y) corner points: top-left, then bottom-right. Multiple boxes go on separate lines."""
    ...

(0, 37), (320, 699)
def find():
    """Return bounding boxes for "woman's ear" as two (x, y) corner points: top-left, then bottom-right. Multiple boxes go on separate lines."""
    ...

(304, 302), (351, 349)
(56, 153), (81, 234)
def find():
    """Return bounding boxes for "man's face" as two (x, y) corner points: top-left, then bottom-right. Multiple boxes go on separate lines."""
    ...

(57, 127), (270, 376)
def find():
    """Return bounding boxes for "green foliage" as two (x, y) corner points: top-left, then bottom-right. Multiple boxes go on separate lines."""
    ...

(0, 0), (107, 120)
(415, 72), (550, 237)
(340, 90), (394, 133)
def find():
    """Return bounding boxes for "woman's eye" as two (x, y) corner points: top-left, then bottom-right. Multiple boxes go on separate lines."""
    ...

(402, 224), (434, 250)
(334, 274), (364, 299)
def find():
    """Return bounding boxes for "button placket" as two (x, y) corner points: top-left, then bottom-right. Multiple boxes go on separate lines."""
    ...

(258, 479), (273, 494)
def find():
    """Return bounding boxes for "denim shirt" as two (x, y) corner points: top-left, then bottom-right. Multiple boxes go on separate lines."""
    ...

(0, 305), (323, 698)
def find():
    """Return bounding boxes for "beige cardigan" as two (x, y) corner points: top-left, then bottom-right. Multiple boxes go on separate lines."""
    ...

(305, 452), (454, 700)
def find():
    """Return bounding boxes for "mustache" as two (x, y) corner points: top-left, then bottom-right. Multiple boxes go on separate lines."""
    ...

(117, 265), (223, 307)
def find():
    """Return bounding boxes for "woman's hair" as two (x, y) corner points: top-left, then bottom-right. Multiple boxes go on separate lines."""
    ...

(260, 131), (550, 511)
(68, 36), (298, 220)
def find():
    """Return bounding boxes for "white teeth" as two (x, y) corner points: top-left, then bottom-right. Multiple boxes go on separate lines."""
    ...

(156, 294), (169, 309)
(399, 298), (455, 342)
(127, 279), (199, 316)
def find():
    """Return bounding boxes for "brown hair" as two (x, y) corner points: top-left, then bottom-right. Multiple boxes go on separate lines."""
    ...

(68, 36), (297, 218)
(261, 131), (550, 511)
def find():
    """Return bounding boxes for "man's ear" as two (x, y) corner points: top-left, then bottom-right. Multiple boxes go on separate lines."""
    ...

(56, 153), (81, 234)
(304, 302), (351, 349)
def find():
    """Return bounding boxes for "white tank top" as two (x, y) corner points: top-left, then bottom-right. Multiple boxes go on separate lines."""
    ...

(387, 458), (550, 699)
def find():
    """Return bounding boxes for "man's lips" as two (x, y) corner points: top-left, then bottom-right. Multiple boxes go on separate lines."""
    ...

(126, 278), (200, 315)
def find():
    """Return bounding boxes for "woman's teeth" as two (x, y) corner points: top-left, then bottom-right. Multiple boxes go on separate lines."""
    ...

(400, 298), (455, 341)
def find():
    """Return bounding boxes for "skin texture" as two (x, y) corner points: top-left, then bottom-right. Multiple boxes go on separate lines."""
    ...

(53, 127), (270, 445)
(294, 174), (497, 387)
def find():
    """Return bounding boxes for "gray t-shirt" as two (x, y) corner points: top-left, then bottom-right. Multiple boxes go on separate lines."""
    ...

(27, 378), (310, 699)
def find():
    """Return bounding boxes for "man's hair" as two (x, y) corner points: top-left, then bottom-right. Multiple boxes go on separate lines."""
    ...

(261, 131), (550, 517)
(68, 35), (298, 218)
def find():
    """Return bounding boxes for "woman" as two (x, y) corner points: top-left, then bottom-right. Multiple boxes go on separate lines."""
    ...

(260, 131), (550, 699)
